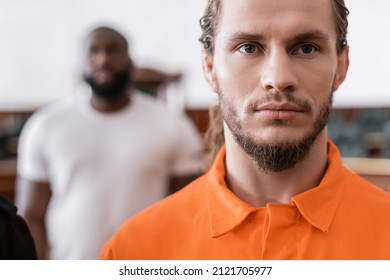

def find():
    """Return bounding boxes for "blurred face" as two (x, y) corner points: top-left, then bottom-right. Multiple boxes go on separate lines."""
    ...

(83, 29), (131, 100)
(203, 0), (349, 172)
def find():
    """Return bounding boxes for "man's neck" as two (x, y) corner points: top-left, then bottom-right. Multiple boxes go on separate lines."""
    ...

(90, 91), (130, 113)
(224, 128), (328, 208)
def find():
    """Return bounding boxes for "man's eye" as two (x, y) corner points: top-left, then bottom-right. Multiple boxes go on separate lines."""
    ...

(238, 44), (258, 54)
(89, 47), (98, 55)
(295, 44), (318, 55)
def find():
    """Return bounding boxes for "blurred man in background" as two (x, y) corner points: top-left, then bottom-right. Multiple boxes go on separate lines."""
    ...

(15, 26), (202, 259)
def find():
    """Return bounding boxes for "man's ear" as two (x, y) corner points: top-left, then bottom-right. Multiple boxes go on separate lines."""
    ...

(333, 46), (350, 91)
(202, 52), (219, 93)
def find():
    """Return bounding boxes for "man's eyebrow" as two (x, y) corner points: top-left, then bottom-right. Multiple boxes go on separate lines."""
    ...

(224, 30), (331, 43)
(290, 31), (331, 43)
(224, 32), (265, 42)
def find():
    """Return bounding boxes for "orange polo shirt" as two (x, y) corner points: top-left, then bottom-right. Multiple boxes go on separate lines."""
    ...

(100, 141), (390, 259)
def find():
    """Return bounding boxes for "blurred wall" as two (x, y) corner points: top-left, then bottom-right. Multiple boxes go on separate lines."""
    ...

(0, 0), (389, 110)
(0, 0), (212, 110)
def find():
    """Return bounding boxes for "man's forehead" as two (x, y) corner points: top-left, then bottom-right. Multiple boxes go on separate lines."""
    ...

(217, 0), (335, 37)
(88, 30), (120, 44)
(86, 29), (127, 49)
(218, 0), (332, 15)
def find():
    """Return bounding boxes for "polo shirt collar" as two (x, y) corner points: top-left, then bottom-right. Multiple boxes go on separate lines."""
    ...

(291, 141), (346, 232)
(206, 145), (257, 237)
(206, 141), (346, 238)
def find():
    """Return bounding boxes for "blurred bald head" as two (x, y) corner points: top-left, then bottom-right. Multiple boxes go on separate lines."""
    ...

(83, 26), (133, 103)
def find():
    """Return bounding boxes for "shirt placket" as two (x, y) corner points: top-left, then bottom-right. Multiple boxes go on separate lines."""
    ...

(260, 204), (300, 259)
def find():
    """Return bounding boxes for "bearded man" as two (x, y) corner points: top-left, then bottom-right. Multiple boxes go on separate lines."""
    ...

(100, 0), (390, 260)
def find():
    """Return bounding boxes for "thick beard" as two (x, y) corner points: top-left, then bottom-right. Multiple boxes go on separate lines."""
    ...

(220, 91), (333, 173)
(83, 65), (131, 102)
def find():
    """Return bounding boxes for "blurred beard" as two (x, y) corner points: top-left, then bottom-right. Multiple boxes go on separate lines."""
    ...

(83, 65), (131, 102)
(219, 88), (333, 173)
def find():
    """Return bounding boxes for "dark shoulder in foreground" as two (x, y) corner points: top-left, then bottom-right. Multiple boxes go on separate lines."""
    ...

(0, 195), (37, 260)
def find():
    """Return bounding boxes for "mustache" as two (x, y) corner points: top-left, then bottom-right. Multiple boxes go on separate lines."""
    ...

(246, 91), (312, 113)
(95, 66), (112, 72)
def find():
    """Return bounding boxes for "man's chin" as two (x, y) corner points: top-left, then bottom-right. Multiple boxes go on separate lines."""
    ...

(234, 134), (315, 173)
(94, 82), (114, 91)
(248, 134), (305, 148)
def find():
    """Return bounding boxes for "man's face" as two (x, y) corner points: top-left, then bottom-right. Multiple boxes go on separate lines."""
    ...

(203, 0), (349, 171)
(83, 29), (131, 99)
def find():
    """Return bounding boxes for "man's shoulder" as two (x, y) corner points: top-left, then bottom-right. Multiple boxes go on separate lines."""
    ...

(132, 91), (167, 112)
(104, 174), (208, 252)
(132, 92), (186, 121)
(129, 174), (207, 225)
(29, 97), (79, 123)
(19, 98), (79, 141)
(132, 91), (199, 137)
(100, 174), (211, 259)
(342, 167), (390, 208)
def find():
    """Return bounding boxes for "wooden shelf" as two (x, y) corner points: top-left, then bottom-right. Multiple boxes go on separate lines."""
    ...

(0, 159), (16, 202)
(342, 157), (390, 176)
(342, 157), (390, 193)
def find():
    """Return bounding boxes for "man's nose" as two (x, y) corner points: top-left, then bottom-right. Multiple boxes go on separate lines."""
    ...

(93, 51), (110, 68)
(260, 50), (298, 93)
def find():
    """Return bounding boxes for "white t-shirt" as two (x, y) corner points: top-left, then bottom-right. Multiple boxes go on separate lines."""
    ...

(17, 91), (203, 259)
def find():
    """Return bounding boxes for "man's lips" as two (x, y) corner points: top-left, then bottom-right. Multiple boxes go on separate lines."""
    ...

(256, 102), (304, 112)
(254, 102), (305, 120)
(94, 70), (113, 83)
